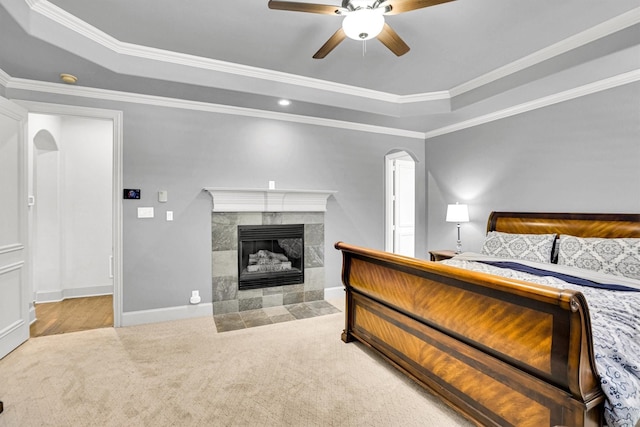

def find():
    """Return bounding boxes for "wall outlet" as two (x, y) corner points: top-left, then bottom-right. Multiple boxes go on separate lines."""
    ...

(189, 290), (201, 304)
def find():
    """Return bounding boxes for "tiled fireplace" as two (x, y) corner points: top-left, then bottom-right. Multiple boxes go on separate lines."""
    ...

(205, 188), (335, 315)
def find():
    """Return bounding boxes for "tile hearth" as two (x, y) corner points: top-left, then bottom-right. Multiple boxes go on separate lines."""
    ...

(213, 300), (340, 332)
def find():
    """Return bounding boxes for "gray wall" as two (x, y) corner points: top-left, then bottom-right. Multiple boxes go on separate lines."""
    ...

(10, 90), (424, 314)
(425, 82), (640, 254)
(119, 104), (426, 312)
(10, 79), (638, 315)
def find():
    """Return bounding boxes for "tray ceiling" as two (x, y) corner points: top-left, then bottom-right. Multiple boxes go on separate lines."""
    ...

(1, 0), (638, 135)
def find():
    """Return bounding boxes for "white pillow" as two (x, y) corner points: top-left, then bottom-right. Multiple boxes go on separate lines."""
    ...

(481, 231), (556, 263)
(557, 235), (640, 280)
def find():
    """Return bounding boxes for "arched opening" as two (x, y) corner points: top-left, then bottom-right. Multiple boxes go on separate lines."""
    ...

(33, 129), (58, 151)
(385, 150), (416, 257)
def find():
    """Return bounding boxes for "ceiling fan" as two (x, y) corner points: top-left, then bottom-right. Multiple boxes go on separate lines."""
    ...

(268, 0), (454, 59)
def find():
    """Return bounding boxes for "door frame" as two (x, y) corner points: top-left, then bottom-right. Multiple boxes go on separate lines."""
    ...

(17, 100), (124, 327)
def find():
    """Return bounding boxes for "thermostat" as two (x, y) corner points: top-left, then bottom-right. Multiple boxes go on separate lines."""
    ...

(123, 189), (141, 199)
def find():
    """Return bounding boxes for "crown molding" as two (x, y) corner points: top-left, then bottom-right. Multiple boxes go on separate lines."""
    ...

(3, 69), (636, 140)
(0, 68), (10, 87)
(0, 91), (28, 120)
(5, 76), (426, 139)
(425, 69), (640, 139)
(18, 1), (640, 109)
(8, 0), (450, 116)
(398, 91), (450, 103)
(25, 0), (405, 104)
(449, 8), (640, 97)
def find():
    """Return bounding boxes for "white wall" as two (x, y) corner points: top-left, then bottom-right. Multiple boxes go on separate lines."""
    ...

(61, 116), (112, 294)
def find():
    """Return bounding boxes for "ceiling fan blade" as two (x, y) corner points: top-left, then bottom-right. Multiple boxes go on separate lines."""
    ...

(313, 28), (347, 59)
(383, 0), (454, 15)
(268, 1), (343, 15)
(377, 23), (410, 56)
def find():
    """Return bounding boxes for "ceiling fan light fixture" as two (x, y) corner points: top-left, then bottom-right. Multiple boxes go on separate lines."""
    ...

(342, 9), (384, 40)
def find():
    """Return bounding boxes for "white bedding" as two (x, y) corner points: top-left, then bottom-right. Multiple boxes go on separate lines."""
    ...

(441, 253), (640, 427)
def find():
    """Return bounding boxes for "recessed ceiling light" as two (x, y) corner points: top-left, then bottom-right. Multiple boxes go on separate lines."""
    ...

(60, 73), (78, 84)
(278, 99), (291, 107)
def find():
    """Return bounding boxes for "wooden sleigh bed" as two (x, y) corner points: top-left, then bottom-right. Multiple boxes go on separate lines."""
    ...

(335, 212), (640, 427)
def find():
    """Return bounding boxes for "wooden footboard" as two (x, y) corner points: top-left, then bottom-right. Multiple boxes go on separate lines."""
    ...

(335, 242), (604, 427)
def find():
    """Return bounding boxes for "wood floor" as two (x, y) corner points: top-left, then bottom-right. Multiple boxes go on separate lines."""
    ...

(30, 295), (113, 337)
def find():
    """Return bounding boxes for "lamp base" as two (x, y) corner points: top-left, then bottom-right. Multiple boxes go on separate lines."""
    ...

(455, 223), (463, 254)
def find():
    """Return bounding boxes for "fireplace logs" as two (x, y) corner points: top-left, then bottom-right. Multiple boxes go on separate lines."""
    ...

(247, 250), (292, 272)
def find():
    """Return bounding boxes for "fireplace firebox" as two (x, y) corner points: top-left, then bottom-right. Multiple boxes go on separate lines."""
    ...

(237, 224), (304, 290)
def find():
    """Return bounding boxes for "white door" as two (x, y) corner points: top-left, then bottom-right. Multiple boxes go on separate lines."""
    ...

(393, 159), (415, 256)
(385, 151), (415, 257)
(0, 96), (29, 359)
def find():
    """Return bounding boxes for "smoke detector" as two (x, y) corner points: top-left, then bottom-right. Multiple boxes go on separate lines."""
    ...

(60, 73), (78, 84)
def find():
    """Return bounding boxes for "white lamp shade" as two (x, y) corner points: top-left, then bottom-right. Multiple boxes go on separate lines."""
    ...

(446, 204), (469, 223)
(342, 10), (385, 40)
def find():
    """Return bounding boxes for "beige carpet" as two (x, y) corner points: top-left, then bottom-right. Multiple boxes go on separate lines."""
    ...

(0, 302), (472, 426)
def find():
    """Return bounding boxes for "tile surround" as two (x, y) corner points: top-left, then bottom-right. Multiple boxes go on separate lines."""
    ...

(211, 212), (326, 315)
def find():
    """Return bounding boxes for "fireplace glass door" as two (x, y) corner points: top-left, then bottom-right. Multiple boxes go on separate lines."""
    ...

(237, 224), (304, 290)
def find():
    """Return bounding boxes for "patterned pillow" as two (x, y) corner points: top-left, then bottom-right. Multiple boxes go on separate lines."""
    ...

(557, 235), (640, 280)
(481, 231), (556, 263)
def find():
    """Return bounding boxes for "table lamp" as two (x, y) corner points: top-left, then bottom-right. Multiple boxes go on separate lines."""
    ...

(446, 203), (469, 253)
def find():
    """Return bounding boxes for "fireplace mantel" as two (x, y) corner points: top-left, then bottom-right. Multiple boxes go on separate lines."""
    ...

(204, 187), (337, 212)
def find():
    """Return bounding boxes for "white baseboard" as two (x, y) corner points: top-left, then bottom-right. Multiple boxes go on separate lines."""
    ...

(324, 286), (344, 300)
(121, 303), (213, 327)
(120, 289), (343, 327)
(29, 303), (36, 325)
(116, 287), (342, 328)
(36, 284), (114, 303)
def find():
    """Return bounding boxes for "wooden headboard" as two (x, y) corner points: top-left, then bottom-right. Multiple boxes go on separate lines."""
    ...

(487, 211), (640, 238)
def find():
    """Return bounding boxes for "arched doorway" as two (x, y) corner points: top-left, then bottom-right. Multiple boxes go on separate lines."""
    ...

(385, 150), (416, 257)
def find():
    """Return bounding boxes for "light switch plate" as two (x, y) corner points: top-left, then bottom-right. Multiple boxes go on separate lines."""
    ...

(166, 211), (173, 221)
(137, 207), (154, 218)
(158, 190), (168, 203)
